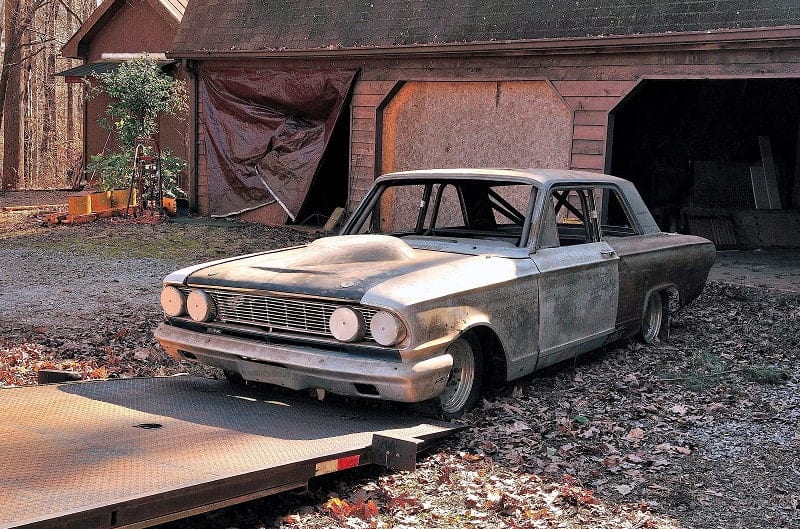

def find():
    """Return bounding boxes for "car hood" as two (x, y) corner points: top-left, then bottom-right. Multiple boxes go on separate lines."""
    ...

(184, 235), (466, 302)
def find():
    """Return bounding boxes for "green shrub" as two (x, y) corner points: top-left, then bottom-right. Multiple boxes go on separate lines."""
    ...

(88, 58), (188, 198)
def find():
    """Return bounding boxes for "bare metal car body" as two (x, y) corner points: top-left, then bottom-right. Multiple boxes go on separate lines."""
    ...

(155, 169), (715, 416)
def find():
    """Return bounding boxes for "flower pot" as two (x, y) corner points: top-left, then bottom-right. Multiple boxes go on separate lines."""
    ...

(89, 191), (111, 212)
(162, 197), (177, 216)
(111, 188), (137, 208)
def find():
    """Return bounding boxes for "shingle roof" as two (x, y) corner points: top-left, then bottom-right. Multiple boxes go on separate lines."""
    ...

(172, 0), (800, 53)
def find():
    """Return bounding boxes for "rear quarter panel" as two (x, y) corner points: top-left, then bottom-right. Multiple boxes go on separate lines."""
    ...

(607, 233), (716, 332)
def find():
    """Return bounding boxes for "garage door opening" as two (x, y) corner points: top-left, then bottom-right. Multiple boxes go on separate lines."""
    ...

(608, 79), (800, 248)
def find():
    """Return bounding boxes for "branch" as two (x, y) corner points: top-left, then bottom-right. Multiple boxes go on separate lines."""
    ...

(57, 0), (84, 25)
(13, 37), (55, 49)
(12, 45), (48, 66)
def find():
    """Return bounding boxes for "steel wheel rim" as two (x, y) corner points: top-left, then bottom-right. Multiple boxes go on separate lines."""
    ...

(642, 293), (663, 343)
(440, 338), (476, 414)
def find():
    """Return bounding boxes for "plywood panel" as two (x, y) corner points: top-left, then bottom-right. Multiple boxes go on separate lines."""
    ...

(381, 80), (572, 174)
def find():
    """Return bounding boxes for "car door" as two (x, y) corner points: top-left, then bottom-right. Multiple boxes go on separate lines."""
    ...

(530, 186), (619, 368)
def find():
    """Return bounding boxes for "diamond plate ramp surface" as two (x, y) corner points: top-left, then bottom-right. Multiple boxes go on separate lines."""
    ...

(0, 377), (456, 529)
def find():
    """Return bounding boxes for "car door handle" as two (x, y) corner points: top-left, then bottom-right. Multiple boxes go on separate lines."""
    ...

(600, 249), (616, 257)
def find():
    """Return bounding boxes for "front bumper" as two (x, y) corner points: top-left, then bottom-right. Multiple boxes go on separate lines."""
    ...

(154, 323), (453, 403)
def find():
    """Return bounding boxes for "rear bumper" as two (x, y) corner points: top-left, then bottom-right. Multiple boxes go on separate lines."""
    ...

(154, 323), (453, 403)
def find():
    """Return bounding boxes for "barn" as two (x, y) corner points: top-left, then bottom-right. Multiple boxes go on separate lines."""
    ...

(59, 0), (188, 186)
(168, 0), (800, 248)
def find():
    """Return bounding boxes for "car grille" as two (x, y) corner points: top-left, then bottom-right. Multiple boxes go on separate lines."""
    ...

(182, 287), (377, 340)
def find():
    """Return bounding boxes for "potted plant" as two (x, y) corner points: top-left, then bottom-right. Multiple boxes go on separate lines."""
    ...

(87, 58), (188, 212)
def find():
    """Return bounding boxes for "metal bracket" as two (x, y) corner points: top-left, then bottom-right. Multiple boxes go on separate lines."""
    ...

(370, 434), (424, 471)
(37, 369), (83, 384)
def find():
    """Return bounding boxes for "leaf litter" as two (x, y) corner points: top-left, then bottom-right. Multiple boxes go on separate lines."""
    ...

(1, 210), (798, 529)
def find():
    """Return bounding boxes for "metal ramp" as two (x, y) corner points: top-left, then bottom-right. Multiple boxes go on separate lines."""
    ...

(0, 377), (457, 529)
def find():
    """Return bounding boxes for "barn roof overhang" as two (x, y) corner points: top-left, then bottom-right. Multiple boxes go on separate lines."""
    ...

(55, 59), (175, 83)
(168, 25), (800, 61)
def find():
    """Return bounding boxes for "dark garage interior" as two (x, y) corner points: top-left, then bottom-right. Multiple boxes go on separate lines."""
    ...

(609, 79), (800, 248)
(296, 101), (352, 226)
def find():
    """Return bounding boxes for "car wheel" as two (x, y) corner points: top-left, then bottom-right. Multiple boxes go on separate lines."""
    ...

(223, 369), (248, 387)
(436, 334), (484, 419)
(640, 291), (664, 344)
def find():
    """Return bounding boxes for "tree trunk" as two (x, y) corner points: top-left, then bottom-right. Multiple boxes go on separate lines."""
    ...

(66, 71), (74, 143)
(41, 0), (56, 159)
(1, 0), (23, 189)
(24, 48), (36, 188)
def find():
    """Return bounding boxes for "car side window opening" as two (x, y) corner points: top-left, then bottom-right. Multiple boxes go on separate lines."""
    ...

(425, 183), (467, 231)
(596, 188), (640, 237)
(539, 187), (601, 247)
(353, 180), (535, 246)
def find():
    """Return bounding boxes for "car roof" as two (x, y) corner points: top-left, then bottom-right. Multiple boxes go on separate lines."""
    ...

(377, 168), (630, 187)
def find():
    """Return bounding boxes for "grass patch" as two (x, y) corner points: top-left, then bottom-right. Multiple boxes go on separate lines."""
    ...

(742, 366), (791, 384)
(683, 352), (725, 390)
(660, 355), (792, 389)
(658, 352), (726, 390)
(16, 232), (213, 263)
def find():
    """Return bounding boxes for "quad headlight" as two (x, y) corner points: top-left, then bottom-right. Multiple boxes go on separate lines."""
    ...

(186, 289), (216, 322)
(369, 310), (407, 347)
(329, 307), (366, 342)
(160, 285), (187, 317)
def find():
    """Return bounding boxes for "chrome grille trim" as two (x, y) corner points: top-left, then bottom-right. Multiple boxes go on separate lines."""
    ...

(181, 287), (377, 340)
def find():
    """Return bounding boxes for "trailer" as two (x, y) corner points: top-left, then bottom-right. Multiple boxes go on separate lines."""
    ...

(0, 376), (458, 529)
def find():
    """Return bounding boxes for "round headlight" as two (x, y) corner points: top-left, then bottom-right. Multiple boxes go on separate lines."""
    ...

(187, 289), (216, 322)
(329, 307), (365, 342)
(370, 311), (407, 347)
(160, 285), (187, 317)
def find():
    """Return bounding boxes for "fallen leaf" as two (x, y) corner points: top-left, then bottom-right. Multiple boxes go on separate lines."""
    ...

(625, 428), (645, 442)
(670, 404), (688, 415)
(615, 484), (633, 496)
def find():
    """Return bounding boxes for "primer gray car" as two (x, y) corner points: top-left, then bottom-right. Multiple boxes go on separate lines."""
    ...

(155, 169), (715, 418)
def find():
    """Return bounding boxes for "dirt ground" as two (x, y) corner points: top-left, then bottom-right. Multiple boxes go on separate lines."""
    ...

(711, 249), (800, 293)
(0, 197), (798, 529)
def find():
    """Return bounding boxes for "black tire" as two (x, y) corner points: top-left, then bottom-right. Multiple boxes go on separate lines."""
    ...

(640, 291), (665, 344)
(417, 333), (484, 420)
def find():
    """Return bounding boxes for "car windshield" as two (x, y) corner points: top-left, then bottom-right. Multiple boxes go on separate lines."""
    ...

(347, 179), (536, 247)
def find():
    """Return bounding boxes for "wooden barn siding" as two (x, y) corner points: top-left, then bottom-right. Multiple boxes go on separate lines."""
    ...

(351, 81), (396, 200)
(192, 44), (800, 215)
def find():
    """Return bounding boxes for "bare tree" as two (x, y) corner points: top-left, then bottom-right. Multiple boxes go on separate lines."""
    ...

(2, 0), (24, 188)
(2, 0), (95, 189)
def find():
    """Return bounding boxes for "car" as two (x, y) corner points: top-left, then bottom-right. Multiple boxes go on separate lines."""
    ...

(155, 169), (715, 418)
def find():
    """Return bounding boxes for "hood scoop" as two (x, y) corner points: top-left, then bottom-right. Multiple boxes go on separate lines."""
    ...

(288, 235), (415, 266)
